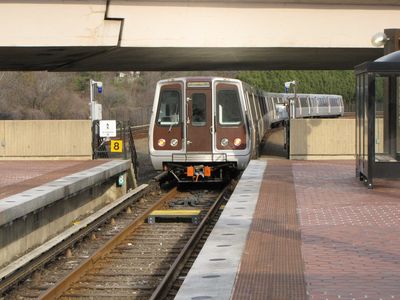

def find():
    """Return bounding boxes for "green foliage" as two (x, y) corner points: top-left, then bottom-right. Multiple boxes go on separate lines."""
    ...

(0, 70), (357, 121)
(237, 70), (355, 105)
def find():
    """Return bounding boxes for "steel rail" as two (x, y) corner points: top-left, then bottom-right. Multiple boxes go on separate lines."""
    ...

(150, 184), (230, 300)
(39, 187), (178, 300)
(0, 184), (150, 295)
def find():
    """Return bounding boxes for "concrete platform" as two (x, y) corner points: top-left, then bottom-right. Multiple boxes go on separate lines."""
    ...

(176, 159), (400, 300)
(175, 160), (266, 300)
(0, 160), (107, 200)
(0, 160), (130, 226)
(0, 159), (131, 268)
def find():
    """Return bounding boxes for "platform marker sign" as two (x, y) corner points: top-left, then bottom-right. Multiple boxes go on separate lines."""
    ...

(111, 140), (123, 153)
(99, 120), (117, 137)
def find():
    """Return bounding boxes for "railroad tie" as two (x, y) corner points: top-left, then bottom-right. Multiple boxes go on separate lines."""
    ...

(148, 209), (201, 224)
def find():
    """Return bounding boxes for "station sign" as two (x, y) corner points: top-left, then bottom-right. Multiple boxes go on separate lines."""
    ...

(111, 140), (123, 153)
(99, 120), (117, 137)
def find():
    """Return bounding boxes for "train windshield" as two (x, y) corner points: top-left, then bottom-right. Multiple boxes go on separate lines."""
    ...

(217, 85), (242, 126)
(156, 89), (181, 126)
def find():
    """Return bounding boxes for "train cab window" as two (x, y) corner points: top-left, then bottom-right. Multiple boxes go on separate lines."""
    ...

(192, 93), (207, 126)
(217, 85), (242, 126)
(156, 89), (181, 126)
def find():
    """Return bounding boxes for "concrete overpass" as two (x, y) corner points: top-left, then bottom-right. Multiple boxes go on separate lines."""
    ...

(1, 0), (400, 71)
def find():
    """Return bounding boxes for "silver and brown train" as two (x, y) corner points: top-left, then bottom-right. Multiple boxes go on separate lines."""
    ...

(149, 77), (344, 182)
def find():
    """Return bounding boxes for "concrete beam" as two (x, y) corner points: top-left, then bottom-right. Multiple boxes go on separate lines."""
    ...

(0, 1), (121, 47)
(0, 1), (398, 70)
(109, 2), (400, 48)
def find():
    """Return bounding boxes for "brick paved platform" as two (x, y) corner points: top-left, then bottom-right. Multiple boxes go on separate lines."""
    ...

(0, 160), (108, 200)
(232, 160), (307, 300)
(176, 159), (400, 300)
(294, 160), (400, 300)
(238, 160), (400, 300)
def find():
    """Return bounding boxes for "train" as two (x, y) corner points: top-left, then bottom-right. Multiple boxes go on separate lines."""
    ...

(265, 92), (344, 124)
(149, 77), (344, 183)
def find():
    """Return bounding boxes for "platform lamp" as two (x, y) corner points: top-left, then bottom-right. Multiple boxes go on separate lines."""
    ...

(89, 79), (103, 122)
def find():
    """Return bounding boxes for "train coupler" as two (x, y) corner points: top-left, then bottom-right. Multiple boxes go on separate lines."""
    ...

(186, 165), (212, 182)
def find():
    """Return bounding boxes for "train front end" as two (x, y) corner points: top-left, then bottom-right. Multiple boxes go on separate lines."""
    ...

(149, 77), (251, 183)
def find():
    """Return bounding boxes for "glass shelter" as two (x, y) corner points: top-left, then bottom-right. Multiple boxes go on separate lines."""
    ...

(355, 51), (400, 188)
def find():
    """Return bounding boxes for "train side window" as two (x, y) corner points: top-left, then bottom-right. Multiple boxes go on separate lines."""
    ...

(217, 86), (243, 126)
(156, 89), (181, 126)
(300, 97), (308, 107)
(192, 93), (206, 126)
(248, 93), (258, 121)
(261, 96), (267, 115)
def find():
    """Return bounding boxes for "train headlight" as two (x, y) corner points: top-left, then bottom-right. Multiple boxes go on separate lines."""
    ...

(233, 138), (242, 147)
(170, 139), (178, 147)
(158, 139), (166, 147)
(220, 138), (229, 147)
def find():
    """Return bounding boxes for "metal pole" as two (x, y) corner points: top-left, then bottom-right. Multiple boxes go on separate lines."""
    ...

(293, 84), (296, 119)
(89, 79), (94, 103)
(89, 79), (94, 122)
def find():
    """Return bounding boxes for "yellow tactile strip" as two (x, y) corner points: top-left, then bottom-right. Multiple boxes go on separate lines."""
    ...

(232, 160), (307, 300)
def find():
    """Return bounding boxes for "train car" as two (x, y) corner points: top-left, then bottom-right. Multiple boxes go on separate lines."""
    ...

(149, 77), (267, 183)
(149, 77), (345, 183)
(265, 93), (344, 126)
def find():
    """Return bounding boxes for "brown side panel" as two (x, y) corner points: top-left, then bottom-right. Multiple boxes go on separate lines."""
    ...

(153, 83), (183, 151)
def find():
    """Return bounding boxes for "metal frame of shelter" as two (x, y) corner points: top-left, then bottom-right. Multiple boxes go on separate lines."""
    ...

(355, 50), (400, 188)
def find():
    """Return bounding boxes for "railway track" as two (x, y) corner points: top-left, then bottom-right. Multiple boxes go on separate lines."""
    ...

(3, 180), (235, 299)
(2, 182), (162, 299)
(130, 124), (149, 140)
(163, 185), (231, 300)
(39, 184), (232, 299)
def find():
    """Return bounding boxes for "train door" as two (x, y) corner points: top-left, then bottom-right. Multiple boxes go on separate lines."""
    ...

(185, 82), (213, 153)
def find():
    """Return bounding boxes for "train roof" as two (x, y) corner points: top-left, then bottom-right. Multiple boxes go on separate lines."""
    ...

(265, 92), (343, 98)
(156, 76), (242, 84)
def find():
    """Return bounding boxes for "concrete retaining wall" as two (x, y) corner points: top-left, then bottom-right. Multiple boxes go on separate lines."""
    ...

(290, 119), (355, 160)
(0, 120), (92, 159)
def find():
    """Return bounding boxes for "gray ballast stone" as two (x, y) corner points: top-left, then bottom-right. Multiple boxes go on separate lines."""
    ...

(0, 160), (130, 226)
(175, 160), (267, 300)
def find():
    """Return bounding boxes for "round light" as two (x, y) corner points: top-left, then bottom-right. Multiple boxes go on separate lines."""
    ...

(158, 139), (166, 147)
(170, 139), (178, 147)
(371, 32), (388, 47)
(233, 138), (242, 147)
(221, 138), (229, 147)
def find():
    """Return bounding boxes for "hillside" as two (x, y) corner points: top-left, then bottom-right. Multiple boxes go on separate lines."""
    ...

(0, 70), (355, 124)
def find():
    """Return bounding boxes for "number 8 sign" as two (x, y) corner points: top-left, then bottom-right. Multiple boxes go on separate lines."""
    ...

(111, 140), (123, 153)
